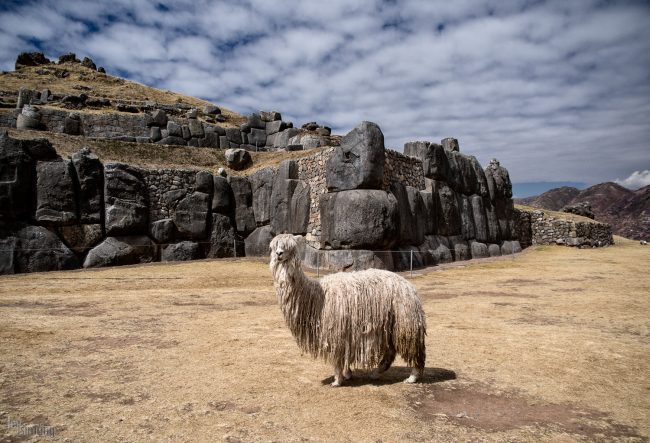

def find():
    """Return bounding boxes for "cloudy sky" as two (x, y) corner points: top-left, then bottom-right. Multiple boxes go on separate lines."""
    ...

(1, 0), (649, 194)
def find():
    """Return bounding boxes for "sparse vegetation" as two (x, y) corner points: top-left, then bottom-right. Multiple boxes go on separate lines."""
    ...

(0, 237), (648, 441)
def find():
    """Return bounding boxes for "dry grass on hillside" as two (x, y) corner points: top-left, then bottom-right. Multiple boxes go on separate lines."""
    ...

(1, 237), (648, 442)
(6, 128), (323, 175)
(1, 63), (244, 124)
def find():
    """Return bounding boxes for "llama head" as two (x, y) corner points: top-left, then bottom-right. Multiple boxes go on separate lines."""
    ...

(269, 234), (301, 264)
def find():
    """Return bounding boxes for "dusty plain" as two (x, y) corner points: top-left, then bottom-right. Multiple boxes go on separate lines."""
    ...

(1, 237), (649, 442)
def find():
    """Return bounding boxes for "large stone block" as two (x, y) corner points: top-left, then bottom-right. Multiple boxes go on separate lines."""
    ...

(273, 128), (300, 148)
(431, 180), (461, 236)
(249, 167), (276, 225)
(104, 163), (148, 236)
(470, 195), (488, 243)
(270, 179), (298, 234)
(404, 141), (450, 181)
(303, 245), (394, 272)
(420, 190), (436, 235)
(326, 121), (385, 191)
(289, 180), (310, 234)
(225, 127), (243, 144)
(57, 224), (103, 255)
(173, 191), (210, 240)
(485, 158), (513, 201)
(161, 241), (202, 261)
(228, 176), (256, 235)
(244, 225), (275, 257)
(469, 240), (489, 259)
(225, 148), (251, 170)
(212, 176), (233, 215)
(390, 182), (424, 245)
(35, 160), (78, 226)
(495, 198), (514, 240)
(150, 218), (175, 244)
(458, 194), (475, 241)
(248, 128), (266, 147)
(188, 119), (204, 138)
(449, 151), (478, 196)
(71, 147), (103, 223)
(470, 156), (489, 197)
(320, 190), (399, 249)
(392, 246), (426, 272)
(420, 235), (453, 265)
(0, 237), (17, 274)
(205, 213), (241, 258)
(83, 235), (154, 268)
(0, 132), (34, 219)
(198, 132), (220, 148)
(485, 201), (501, 243)
(488, 243), (501, 257)
(14, 225), (80, 273)
(448, 235), (470, 261)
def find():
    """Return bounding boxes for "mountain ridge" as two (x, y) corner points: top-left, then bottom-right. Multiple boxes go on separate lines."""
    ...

(514, 182), (649, 240)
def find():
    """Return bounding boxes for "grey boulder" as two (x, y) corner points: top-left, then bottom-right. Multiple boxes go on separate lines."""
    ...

(35, 160), (78, 226)
(173, 192), (210, 240)
(320, 190), (399, 249)
(326, 121), (385, 191)
(84, 236), (155, 268)
(104, 163), (148, 236)
(161, 241), (202, 261)
(14, 225), (80, 273)
(244, 226), (275, 257)
(71, 147), (103, 223)
(225, 148), (251, 170)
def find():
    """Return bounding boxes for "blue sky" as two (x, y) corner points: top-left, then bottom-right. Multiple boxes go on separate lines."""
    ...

(1, 0), (649, 194)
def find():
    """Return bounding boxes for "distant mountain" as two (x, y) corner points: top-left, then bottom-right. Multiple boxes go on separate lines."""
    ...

(515, 182), (649, 240)
(516, 186), (582, 211)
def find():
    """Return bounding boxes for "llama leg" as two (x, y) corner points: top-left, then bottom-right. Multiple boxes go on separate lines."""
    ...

(343, 362), (353, 380)
(404, 367), (423, 384)
(331, 366), (344, 387)
(370, 346), (396, 379)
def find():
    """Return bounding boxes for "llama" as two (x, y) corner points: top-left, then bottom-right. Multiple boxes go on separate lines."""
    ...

(269, 234), (426, 387)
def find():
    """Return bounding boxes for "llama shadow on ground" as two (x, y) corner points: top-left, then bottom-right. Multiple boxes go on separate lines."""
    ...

(320, 367), (457, 387)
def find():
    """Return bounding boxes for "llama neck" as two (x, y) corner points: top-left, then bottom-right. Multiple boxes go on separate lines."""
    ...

(273, 259), (324, 356)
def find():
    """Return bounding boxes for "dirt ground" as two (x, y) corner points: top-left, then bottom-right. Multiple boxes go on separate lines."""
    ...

(1, 238), (648, 442)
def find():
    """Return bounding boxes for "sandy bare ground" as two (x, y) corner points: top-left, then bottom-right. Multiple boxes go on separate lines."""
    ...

(1, 238), (649, 442)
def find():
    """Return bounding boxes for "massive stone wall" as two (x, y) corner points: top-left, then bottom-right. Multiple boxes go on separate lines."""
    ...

(1, 88), (336, 152)
(0, 119), (525, 275)
(516, 208), (613, 247)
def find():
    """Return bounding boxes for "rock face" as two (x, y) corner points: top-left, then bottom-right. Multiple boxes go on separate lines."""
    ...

(205, 213), (239, 258)
(212, 177), (233, 215)
(58, 224), (103, 255)
(485, 158), (513, 200)
(0, 133), (35, 219)
(104, 163), (148, 235)
(15, 52), (51, 69)
(320, 190), (399, 249)
(71, 148), (103, 223)
(150, 219), (175, 244)
(14, 225), (79, 273)
(326, 121), (385, 191)
(228, 176), (256, 235)
(173, 192), (210, 240)
(161, 241), (202, 261)
(244, 226), (275, 257)
(561, 202), (595, 219)
(249, 168), (275, 225)
(84, 236), (154, 268)
(35, 160), (78, 225)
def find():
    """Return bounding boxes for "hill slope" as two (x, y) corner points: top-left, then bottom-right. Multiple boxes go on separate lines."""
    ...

(515, 182), (649, 240)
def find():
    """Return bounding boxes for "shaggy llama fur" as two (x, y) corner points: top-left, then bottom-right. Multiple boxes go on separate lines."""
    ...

(269, 234), (426, 386)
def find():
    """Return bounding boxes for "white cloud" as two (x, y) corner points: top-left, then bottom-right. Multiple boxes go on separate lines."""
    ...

(0, 0), (648, 185)
(615, 171), (650, 190)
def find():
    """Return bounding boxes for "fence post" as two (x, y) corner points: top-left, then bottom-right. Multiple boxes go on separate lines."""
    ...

(410, 249), (413, 278)
(234, 239), (237, 258)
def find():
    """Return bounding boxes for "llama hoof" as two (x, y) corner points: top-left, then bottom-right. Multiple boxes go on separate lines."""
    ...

(404, 375), (418, 384)
(331, 380), (342, 387)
